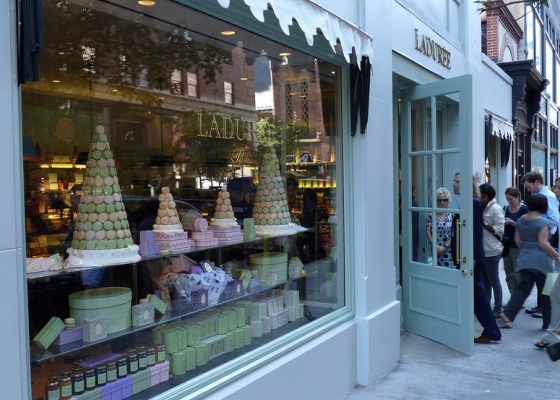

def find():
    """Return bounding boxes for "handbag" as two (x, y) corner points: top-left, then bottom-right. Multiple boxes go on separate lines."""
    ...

(493, 233), (509, 258)
(542, 271), (559, 296)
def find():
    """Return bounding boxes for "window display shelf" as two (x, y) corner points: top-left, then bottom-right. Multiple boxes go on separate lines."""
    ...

(25, 234), (295, 282)
(29, 275), (303, 363)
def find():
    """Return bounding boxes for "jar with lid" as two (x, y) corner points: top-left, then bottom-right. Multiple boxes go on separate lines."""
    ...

(106, 361), (117, 382)
(45, 378), (60, 400)
(126, 351), (139, 374)
(71, 370), (85, 395)
(156, 344), (166, 363)
(96, 364), (107, 386)
(59, 374), (73, 400)
(84, 368), (96, 391)
(137, 347), (147, 370)
(146, 347), (156, 366)
(116, 357), (128, 378)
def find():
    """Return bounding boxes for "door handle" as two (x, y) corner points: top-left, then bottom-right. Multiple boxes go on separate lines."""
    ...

(455, 218), (461, 265)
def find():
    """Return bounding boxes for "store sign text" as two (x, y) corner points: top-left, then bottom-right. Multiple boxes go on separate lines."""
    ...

(197, 112), (254, 141)
(414, 29), (451, 70)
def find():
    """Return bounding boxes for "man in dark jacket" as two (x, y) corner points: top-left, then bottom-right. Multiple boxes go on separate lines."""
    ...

(452, 173), (502, 344)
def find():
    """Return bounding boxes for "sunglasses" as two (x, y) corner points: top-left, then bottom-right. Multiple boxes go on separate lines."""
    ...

(437, 198), (449, 203)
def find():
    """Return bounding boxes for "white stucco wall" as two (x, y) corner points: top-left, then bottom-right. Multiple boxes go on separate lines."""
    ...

(0, 2), (31, 400)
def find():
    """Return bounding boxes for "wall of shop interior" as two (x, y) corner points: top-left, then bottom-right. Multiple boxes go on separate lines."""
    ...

(1, 2), (31, 399)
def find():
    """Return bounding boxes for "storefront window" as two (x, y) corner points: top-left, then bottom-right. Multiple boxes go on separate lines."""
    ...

(23, 1), (344, 398)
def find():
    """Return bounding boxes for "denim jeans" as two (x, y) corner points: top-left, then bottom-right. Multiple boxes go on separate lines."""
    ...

(474, 264), (501, 341)
(482, 254), (503, 315)
(502, 247), (520, 297)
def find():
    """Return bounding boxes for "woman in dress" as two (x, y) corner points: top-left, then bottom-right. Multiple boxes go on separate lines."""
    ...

(479, 183), (506, 320)
(500, 193), (560, 330)
(502, 187), (528, 298)
(426, 187), (454, 267)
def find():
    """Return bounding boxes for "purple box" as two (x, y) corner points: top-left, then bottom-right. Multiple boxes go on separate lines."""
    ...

(226, 279), (244, 298)
(53, 326), (83, 346)
(139, 230), (155, 258)
(80, 353), (121, 369)
(191, 288), (208, 311)
(188, 265), (204, 274)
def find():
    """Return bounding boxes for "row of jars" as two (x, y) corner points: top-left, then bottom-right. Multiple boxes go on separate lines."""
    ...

(45, 344), (166, 400)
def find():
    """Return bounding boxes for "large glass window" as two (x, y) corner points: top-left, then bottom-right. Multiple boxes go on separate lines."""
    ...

(23, 1), (344, 398)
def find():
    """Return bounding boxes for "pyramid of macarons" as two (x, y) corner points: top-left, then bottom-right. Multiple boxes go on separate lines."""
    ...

(66, 125), (140, 267)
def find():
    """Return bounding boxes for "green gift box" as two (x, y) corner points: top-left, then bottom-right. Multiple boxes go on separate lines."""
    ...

(176, 327), (188, 350)
(184, 347), (196, 371)
(233, 328), (244, 349)
(33, 317), (65, 350)
(184, 324), (200, 347)
(217, 313), (228, 334)
(193, 343), (208, 366)
(242, 325), (251, 346)
(146, 294), (168, 315)
(225, 332), (235, 353)
(170, 351), (186, 376)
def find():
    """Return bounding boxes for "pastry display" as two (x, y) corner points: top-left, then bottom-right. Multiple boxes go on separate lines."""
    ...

(253, 147), (296, 236)
(208, 189), (243, 244)
(67, 125), (140, 267)
(153, 187), (191, 253)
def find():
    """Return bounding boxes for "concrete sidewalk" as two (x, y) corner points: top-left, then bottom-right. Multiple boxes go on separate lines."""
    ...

(343, 270), (560, 400)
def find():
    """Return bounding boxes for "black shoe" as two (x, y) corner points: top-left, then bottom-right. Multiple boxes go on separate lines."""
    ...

(526, 307), (539, 314)
(532, 311), (543, 318)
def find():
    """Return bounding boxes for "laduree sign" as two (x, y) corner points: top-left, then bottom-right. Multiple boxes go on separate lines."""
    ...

(196, 112), (255, 141)
(414, 28), (451, 70)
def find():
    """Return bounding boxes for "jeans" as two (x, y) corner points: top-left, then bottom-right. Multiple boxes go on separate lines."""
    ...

(502, 247), (520, 297)
(504, 269), (551, 329)
(482, 254), (503, 315)
(474, 264), (501, 340)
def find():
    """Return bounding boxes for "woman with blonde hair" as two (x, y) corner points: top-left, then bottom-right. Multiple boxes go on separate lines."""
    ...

(426, 187), (454, 267)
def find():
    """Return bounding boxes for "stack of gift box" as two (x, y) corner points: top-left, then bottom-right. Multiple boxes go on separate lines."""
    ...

(189, 217), (219, 249)
(151, 306), (251, 376)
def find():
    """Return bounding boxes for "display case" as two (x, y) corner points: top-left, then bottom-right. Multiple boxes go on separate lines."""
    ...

(28, 230), (338, 399)
(22, 1), (345, 398)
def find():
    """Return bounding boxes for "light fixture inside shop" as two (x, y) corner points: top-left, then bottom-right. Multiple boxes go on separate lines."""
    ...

(138, 0), (155, 6)
(279, 52), (292, 57)
(221, 30), (236, 36)
(149, 78), (174, 167)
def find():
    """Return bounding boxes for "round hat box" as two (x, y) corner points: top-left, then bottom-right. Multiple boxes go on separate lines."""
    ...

(69, 287), (132, 334)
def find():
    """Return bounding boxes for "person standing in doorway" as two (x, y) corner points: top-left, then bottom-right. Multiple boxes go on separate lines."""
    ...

(452, 173), (502, 343)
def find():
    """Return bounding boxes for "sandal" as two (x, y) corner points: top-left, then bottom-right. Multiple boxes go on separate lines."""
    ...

(535, 341), (549, 349)
(497, 313), (512, 329)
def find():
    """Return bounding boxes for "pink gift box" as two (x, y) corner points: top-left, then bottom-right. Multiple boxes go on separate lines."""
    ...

(150, 361), (170, 386)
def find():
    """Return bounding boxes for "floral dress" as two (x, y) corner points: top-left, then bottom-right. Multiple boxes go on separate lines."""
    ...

(426, 213), (454, 267)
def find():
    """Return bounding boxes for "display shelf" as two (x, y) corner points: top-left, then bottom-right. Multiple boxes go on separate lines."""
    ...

(25, 235), (284, 282)
(29, 276), (303, 363)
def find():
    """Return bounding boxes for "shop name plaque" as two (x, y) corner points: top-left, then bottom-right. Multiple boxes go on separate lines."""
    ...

(414, 28), (451, 70)
(197, 112), (255, 141)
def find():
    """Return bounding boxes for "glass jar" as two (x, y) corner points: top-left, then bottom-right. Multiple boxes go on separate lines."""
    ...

(126, 351), (139, 374)
(96, 364), (107, 386)
(106, 361), (117, 382)
(146, 347), (156, 367)
(59, 375), (73, 400)
(45, 378), (60, 400)
(116, 357), (128, 378)
(71, 370), (85, 395)
(137, 347), (147, 370)
(84, 368), (96, 391)
(156, 344), (166, 364)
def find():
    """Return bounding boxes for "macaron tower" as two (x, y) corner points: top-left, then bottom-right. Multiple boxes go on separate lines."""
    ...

(208, 189), (243, 244)
(253, 147), (296, 236)
(153, 187), (191, 253)
(67, 125), (140, 267)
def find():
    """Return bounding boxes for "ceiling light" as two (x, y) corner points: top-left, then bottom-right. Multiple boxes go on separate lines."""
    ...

(221, 30), (236, 36)
(138, 1), (155, 6)
(240, 77), (248, 81)
(279, 52), (292, 57)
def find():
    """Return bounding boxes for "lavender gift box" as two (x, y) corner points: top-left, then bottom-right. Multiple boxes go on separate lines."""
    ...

(53, 326), (83, 346)
(83, 316), (108, 342)
(191, 288), (208, 311)
(132, 303), (155, 327)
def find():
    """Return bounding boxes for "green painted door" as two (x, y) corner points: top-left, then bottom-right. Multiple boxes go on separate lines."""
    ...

(401, 75), (474, 354)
